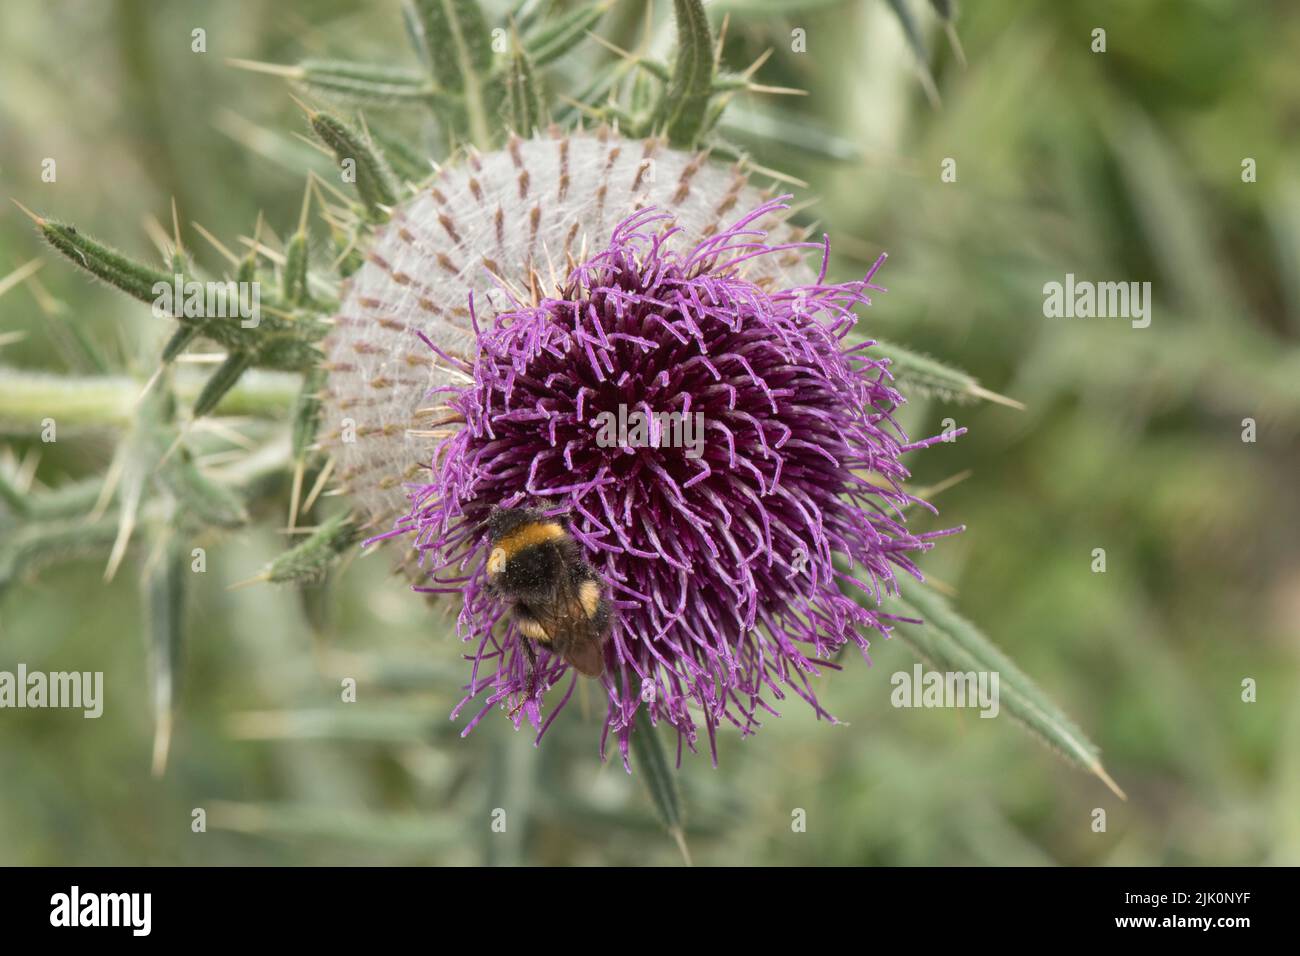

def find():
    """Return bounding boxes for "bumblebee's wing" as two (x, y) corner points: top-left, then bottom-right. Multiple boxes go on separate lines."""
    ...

(560, 632), (606, 677)
(530, 567), (607, 678)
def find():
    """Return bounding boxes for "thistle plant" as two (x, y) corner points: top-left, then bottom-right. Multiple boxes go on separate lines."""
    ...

(2, 0), (1126, 841)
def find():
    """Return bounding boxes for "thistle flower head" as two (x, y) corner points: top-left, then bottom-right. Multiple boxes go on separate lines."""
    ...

(356, 153), (958, 764)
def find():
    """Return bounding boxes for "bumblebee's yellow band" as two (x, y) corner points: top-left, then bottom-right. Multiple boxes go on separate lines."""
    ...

(496, 521), (566, 559)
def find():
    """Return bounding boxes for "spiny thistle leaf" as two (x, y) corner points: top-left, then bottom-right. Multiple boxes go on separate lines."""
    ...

(657, 0), (716, 148)
(523, 0), (610, 67)
(890, 576), (1126, 800)
(145, 531), (187, 777)
(296, 58), (447, 107)
(720, 104), (863, 162)
(305, 106), (400, 218)
(282, 231), (310, 307)
(0, 470), (30, 517)
(872, 338), (1025, 408)
(25, 479), (104, 521)
(927, 0), (966, 66)
(410, 0), (493, 91)
(0, 510), (121, 594)
(252, 512), (360, 586)
(157, 448), (249, 529)
(14, 203), (171, 305)
(885, 0), (929, 62)
(14, 206), (321, 372)
(192, 352), (254, 419)
(133, 382), (248, 528)
(236, 244), (258, 286)
(292, 366), (327, 461)
(629, 709), (691, 865)
(883, 0), (940, 107)
(161, 325), (202, 363)
(410, 0), (495, 147)
(503, 35), (546, 134)
(365, 123), (433, 182)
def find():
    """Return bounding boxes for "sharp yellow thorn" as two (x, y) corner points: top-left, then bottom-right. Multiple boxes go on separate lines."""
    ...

(24, 275), (63, 317)
(945, 22), (968, 70)
(744, 161), (808, 189)
(912, 469), (973, 501)
(288, 458), (305, 532)
(741, 47), (774, 80)
(669, 827), (693, 867)
(637, 0), (653, 51)
(923, 575), (957, 597)
(104, 484), (141, 583)
(151, 713), (173, 779)
(330, 242), (357, 272)
(309, 169), (353, 207)
(541, 240), (563, 297)
(157, 430), (187, 467)
(191, 418), (258, 451)
(969, 383), (1026, 410)
(10, 198), (46, 226)
(190, 221), (241, 266)
(135, 363), (166, 409)
(553, 93), (603, 122)
(291, 130), (334, 159)
(297, 177), (312, 235)
(16, 447), (41, 493)
(286, 91), (318, 119)
(0, 258), (44, 298)
(747, 83), (807, 97)
(784, 201), (818, 222)
(237, 236), (286, 265)
(90, 450), (125, 524)
(194, 449), (247, 468)
(301, 456), (334, 514)
(225, 57), (304, 79)
(584, 30), (639, 63)
(226, 572), (271, 591)
(1094, 763), (1127, 801)
(141, 214), (172, 260)
(916, 65), (942, 111)
(170, 197), (183, 255)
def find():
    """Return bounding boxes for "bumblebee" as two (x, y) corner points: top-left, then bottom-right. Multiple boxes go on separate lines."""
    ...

(485, 506), (610, 683)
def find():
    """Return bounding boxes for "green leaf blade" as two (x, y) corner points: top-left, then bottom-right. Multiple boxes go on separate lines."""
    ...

(630, 708), (692, 864)
(890, 576), (1125, 800)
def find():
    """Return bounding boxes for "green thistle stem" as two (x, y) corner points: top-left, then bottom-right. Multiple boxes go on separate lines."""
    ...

(0, 367), (300, 433)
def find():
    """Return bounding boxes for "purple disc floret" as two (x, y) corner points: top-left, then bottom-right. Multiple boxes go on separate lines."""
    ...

(375, 197), (960, 768)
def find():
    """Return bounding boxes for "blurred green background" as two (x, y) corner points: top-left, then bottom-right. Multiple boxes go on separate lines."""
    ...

(1, 0), (1297, 865)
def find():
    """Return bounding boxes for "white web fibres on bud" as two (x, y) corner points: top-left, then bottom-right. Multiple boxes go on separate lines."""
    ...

(321, 131), (812, 537)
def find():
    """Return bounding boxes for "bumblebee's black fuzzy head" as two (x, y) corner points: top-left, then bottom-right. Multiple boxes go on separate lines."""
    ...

(483, 507), (575, 603)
